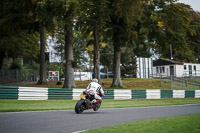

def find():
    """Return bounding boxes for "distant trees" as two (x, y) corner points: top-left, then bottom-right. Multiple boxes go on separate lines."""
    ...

(0, 0), (40, 69)
(136, 0), (200, 62)
(1, 0), (200, 88)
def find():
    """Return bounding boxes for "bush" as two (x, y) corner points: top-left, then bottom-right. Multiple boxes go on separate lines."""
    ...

(10, 60), (22, 69)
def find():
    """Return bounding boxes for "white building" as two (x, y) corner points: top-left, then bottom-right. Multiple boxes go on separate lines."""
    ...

(153, 59), (200, 77)
(74, 72), (92, 81)
(46, 36), (62, 63)
(136, 57), (153, 78)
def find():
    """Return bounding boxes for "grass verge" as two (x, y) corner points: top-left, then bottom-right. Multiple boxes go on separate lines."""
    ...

(24, 78), (170, 90)
(24, 78), (200, 90)
(84, 113), (200, 133)
(0, 98), (199, 112)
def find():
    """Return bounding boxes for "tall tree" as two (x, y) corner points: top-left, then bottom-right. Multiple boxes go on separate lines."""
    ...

(60, 0), (79, 88)
(108, 0), (143, 87)
(186, 11), (200, 63)
(78, 0), (109, 84)
(142, 0), (196, 62)
(35, 0), (55, 84)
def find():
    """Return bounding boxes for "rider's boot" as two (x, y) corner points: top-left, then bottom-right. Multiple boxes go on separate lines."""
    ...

(91, 99), (96, 104)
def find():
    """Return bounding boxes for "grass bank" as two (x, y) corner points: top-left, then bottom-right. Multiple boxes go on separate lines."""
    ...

(23, 78), (200, 90)
(0, 98), (199, 112)
(85, 113), (200, 133)
(24, 78), (169, 90)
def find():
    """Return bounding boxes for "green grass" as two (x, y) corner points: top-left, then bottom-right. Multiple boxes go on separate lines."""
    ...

(24, 78), (170, 90)
(84, 113), (200, 133)
(24, 78), (200, 90)
(0, 98), (199, 112)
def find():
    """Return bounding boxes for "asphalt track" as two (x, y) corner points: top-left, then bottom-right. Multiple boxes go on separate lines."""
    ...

(0, 104), (200, 133)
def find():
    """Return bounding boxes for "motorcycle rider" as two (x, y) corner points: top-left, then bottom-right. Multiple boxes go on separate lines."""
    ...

(86, 78), (104, 104)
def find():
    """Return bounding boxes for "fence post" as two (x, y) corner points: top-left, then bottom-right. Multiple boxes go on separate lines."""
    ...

(185, 77), (188, 89)
(182, 77), (184, 90)
(170, 76), (173, 90)
(160, 74), (162, 87)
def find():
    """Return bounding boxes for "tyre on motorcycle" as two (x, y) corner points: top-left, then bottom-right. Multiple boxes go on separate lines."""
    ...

(75, 99), (85, 114)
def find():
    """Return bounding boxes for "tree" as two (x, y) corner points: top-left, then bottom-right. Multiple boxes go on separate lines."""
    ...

(186, 11), (200, 63)
(108, 0), (144, 87)
(61, 0), (79, 88)
(0, 0), (40, 69)
(121, 47), (137, 78)
(34, 0), (57, 84)
(142, 1), (196, 62)
(78, 0), (110, 84)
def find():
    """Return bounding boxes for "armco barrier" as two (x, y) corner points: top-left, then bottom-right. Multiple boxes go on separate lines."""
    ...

(185, 90), (195, 98)
(0, 86), (199, 100)
(161, 90), (173, 98)
(114, 90), (131, 99)
(104, 89), (114, 99)
(173, 90), (185, 98)
(195, 90), (200, 98)
(146, 89), (160, 99)
(18, 87), (48, 100)
(48, 88), (73, 100)
(0, 86), (18, 99)
(132, 90), (146, 99)
(73, 89), (85, 100)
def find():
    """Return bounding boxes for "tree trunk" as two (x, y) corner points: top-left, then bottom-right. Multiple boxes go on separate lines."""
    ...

(63, 24), (76, 88)
(111, 33), (123, 87)
(93, 23), (101, 84)
(0, 51), (5, 69)
(37, 25), (47, 84)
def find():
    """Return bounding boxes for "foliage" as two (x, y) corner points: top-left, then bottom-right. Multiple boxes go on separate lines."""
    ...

(9, 60), (22, 70)
(142, 1), (197, 62)
(121, 47), (137, 78)
(73, 30), (90, 71)
(0, 0), (40, 66)
(46, 62), (64, 77)
(186, 11), (200, 63)
(107, 0), (144, 87)
(100, 41), (114, 72)
(27, 61), (40, 71)
(1, 0), (200, 87)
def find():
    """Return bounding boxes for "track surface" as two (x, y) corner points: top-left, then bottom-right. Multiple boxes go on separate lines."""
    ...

(0, 104), (200, 133)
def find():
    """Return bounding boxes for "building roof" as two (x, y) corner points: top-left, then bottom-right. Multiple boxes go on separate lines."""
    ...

(153, 58), (183, 66)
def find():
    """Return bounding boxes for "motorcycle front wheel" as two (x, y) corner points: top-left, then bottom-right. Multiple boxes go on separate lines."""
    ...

(75, 99), (85, 114)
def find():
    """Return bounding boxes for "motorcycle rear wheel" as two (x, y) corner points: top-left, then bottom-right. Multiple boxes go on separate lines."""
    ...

(75, 99), (85, 114)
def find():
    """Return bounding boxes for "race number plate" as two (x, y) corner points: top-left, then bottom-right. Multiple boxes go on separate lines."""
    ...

(79, 93), (85, 99)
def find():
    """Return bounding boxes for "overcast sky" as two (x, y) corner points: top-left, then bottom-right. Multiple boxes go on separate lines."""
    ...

(178, 0), (200, 11)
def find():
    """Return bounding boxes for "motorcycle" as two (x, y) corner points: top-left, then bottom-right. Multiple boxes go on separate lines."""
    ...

(75, 90), (103, 114)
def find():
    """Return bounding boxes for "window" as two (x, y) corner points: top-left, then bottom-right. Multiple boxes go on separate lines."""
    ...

(162, 67), (165, 73)
(156, 67), (159, 73)
(156, 66), (165, 73)
(184, 65), (187, 70)
(160, 67), (162, 73)
(194, 65), (196, 71)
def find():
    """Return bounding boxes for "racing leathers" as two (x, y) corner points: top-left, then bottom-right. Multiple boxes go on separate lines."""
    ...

(86, 81), (104, 103)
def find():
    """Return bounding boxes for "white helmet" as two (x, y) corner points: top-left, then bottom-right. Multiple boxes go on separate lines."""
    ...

(92, 78), (98, 83)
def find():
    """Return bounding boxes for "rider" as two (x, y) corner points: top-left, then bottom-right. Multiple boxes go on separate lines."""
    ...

(86, 78), (104, 104)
